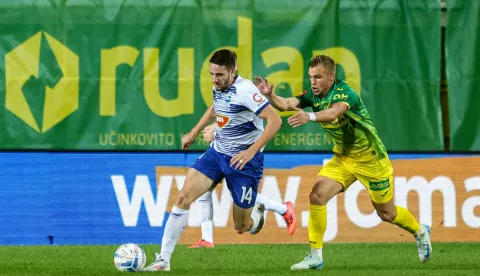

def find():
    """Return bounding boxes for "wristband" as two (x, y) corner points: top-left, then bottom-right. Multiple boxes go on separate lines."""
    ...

(308, 112), (316, 121)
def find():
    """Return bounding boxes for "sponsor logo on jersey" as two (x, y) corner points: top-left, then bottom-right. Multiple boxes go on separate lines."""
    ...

(253, 93), (264, 103)
(215, 114), (230, 128)
(333, 93), (348, 100)
(369, 179), (391, 191)
(320, 115), (348, 128)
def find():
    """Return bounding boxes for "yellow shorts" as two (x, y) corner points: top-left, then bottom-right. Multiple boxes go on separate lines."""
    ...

(318, 154), (394, 204)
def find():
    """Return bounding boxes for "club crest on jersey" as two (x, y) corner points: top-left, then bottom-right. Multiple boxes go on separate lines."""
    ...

(225, 94), (231, 111)
(215, 114), (230, 128)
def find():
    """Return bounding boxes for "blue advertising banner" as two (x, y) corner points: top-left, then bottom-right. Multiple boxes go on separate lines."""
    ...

(0, 152), (478, 245)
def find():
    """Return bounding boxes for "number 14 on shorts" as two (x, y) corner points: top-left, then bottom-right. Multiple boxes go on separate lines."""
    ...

(241, 186), (253, 204)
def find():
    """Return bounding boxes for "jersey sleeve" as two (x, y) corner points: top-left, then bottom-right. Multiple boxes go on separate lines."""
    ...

(239, 86), (270, 115)
(294, 90), (311, 108)
(330, 87), (358, 110)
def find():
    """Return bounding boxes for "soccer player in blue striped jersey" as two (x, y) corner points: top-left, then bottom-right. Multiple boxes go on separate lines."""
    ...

(188, 124), (296, 249)
(144, 49), (283, 272)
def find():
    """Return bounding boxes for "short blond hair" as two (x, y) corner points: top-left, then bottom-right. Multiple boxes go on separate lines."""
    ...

(308, 55), (336, 73)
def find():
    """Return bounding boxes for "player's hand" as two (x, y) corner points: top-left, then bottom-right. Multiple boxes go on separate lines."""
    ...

(202, 123), (216, 143)
(254, 76), (274, 96)
(287, 106), (310, 128)
(181, 131), (197, 149)
(230, 149), (255, 170)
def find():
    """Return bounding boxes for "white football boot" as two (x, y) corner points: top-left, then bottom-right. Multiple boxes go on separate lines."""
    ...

(290, 254), (324, 270)
(416, 224), (432, 263)
(142, 253), (171, 272)
(249, 202), (266, 234)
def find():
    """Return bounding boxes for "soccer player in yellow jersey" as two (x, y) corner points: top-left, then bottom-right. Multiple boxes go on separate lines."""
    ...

(254, 55), (432, 270)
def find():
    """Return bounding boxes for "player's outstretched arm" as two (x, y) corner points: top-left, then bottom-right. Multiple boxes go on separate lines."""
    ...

(287, 103), (348, 128)
(250, 105), (282, 152)
(182, 105), (215, 149)
(254, 76), (300, 111)
(230, 105), (282, 170)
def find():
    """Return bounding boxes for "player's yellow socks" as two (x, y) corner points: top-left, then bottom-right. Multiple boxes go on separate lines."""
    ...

(392, 205), (420, 235)
(308, 204), (327, 248)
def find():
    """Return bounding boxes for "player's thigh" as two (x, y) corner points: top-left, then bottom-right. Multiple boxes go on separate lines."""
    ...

(191, 147), (224, 184)
(223, 151), (263, 209)
(196, 178), (223, 202)
(315, 155), (356, 203)
(222, 152), (262, 230)
(180, 148), (223, 207)
(225, 169), (261, 210)
(354, 158), (394, 205)
(358, 175), (394, 205)
(177, 168), (216, 208)
(311, 176), (346, 205)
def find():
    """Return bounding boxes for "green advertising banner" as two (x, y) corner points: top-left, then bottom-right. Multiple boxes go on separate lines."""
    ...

(0, 0), (442, 151)
(447, 0), (480, 151)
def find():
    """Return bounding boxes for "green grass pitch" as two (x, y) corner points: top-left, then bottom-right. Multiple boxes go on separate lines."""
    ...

(0, 243), (478, 275)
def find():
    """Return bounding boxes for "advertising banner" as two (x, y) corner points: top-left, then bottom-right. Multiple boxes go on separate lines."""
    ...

(0, 152), (478, 245)
(0, 1), (442, 151)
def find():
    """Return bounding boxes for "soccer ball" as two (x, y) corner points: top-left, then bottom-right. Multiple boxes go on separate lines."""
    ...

(114, 243), (146, 272)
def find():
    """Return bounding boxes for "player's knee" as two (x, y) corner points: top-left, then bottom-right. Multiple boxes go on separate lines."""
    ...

(176, 191), (193, 209)
(309, 183), (329, 205)
(377, 210), (396, 222)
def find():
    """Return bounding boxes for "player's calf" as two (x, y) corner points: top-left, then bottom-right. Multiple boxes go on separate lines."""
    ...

(231, 202), (265, 234)
(232, 205), (253, 234)
(376, 209), (396, 222)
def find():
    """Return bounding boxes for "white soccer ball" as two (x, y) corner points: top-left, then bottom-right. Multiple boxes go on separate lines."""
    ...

(114, 243), (146, 272)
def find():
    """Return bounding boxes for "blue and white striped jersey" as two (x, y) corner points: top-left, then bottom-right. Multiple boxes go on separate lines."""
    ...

(212, 76), (270, 156)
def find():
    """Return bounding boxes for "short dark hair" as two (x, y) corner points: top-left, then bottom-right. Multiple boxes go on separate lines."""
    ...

(308, 55), (336, 73)
(209, 49), (236, 70)
(231, 51), (237, 62)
